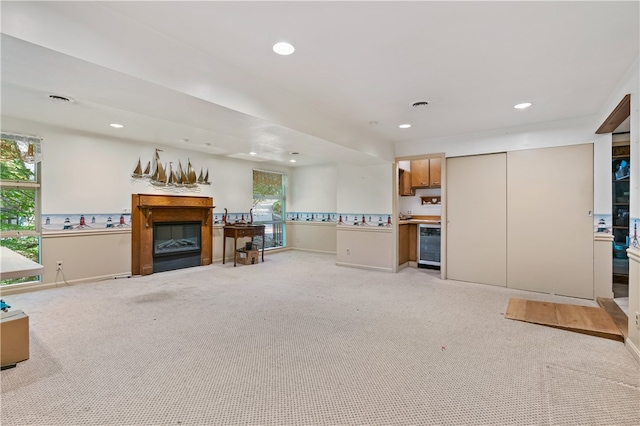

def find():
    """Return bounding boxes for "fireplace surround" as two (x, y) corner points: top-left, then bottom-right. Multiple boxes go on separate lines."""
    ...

(131, 194), (214, 275)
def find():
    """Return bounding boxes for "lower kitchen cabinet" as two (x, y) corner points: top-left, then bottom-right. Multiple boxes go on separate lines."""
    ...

(399, 223), (418, 265)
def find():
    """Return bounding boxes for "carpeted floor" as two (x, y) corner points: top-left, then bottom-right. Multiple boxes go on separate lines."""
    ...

(1, 250), (638, 425)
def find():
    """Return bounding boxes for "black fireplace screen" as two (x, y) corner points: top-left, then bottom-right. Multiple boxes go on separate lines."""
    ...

(153, 222), (201, 256)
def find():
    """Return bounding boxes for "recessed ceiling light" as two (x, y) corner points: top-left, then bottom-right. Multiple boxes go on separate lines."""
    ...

(514, 102), (532, 109)
(249, 152), (257, 156)
(273, 42), (295, 55)
(110, 123), (124, 129)
(289, 159), (297, 163)
(399, 124), (411, 129)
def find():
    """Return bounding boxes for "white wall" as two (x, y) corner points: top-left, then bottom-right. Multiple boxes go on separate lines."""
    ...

(3, 118), (292, 285)
(595, 58), (639, 360)
(286, 222), (336, 254)
(33, 123), (290, 215)
(289, 164), (337, 212)
(336, 163), (393, 214)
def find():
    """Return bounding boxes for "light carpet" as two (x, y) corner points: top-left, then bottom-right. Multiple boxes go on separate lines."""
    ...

(1, 251), (638, 425)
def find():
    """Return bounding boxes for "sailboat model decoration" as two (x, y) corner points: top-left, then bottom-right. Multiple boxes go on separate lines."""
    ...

(130, 148), (211, 190)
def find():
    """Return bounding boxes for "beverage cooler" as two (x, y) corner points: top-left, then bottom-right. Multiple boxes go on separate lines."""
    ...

(418, 224), (441, 268)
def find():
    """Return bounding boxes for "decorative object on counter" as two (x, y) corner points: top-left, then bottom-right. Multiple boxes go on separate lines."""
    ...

(420, 196), (441, 205)
(131, 149), (210, 191)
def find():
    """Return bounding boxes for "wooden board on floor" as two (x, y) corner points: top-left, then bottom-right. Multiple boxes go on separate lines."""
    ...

(596, 297), (628, 339)
(505, 298), (624, 342)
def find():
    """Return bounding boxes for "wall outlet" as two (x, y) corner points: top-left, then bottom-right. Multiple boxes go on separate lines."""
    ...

(56, 261), (63, 271)
(636, 312), (640, 330)
(407, 210), (412, 215)
(346, 248), (350, 255)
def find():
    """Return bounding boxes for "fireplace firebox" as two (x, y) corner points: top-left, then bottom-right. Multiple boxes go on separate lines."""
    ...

(153, 221), (202, 272)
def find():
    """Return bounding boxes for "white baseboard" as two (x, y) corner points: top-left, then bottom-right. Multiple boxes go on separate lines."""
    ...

(335, 262), (393, 273)
(290, 247), (337, 255)
(0, 272), (131, 295)
(626, 337), (640, 364)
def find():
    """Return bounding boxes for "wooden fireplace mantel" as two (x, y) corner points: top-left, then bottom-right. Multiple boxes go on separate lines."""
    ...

(131, 194), (214, 275)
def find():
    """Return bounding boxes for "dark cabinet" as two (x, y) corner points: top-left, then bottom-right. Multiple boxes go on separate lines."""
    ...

(612, 145), (630, 284)
(612, 158), (630, 245)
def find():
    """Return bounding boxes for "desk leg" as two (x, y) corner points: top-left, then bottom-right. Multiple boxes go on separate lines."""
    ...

(261, 229), (265, 262)
(233, 236), (237, 267)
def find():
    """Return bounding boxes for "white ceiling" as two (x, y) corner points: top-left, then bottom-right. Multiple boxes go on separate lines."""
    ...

(1, 1), (638, 167)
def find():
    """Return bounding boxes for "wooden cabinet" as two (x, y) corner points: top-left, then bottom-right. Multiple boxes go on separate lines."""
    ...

(428, 158), (441, 187)
(399, 224), (409, 265)
(399, 223), (418, 265)
(410, 160), (429, 188)
(399, 169), (415, 196)
(410, 158), (441, 188)
(408, 224), (417, 261)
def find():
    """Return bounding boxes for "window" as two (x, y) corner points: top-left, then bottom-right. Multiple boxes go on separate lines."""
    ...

(1, 134), (42, 285)
(253, 170), (285, 249)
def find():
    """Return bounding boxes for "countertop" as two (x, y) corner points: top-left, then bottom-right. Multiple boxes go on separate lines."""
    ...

(398, 216), (441, 225)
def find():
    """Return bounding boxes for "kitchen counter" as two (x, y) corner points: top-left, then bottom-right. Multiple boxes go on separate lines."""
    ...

(398, 215), (441, 225)
(399, 219), (441, 225)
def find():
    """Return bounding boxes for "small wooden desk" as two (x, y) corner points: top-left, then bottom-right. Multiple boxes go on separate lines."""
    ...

(222, 224), (266, 267)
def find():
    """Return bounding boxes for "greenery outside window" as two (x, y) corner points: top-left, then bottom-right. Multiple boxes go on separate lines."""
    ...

(253, 170), (285, 249)
(1, 135), (42, 285)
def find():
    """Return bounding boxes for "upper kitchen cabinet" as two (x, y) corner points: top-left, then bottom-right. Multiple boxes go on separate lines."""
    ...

(410, 158), (441, 188)
(429, 158), (441, 187)
(399, 169), (415, 196)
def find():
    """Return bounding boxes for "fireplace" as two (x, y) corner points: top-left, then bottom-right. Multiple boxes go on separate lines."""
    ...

(131, 194), (214, 276)
(153, 221), (202, 272)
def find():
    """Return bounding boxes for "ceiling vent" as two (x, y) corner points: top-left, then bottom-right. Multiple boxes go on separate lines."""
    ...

(48, 94), (76, 103)
(411, 101), (429, 108)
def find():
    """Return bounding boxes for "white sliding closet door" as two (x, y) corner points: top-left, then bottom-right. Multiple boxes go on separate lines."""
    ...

(507, 144), (594, 299)
(447, 154), (507, 287)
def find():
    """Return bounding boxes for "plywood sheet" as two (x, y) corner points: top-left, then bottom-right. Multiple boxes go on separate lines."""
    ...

(596, 297), (628, 338)
(505, 298), (623, 342)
